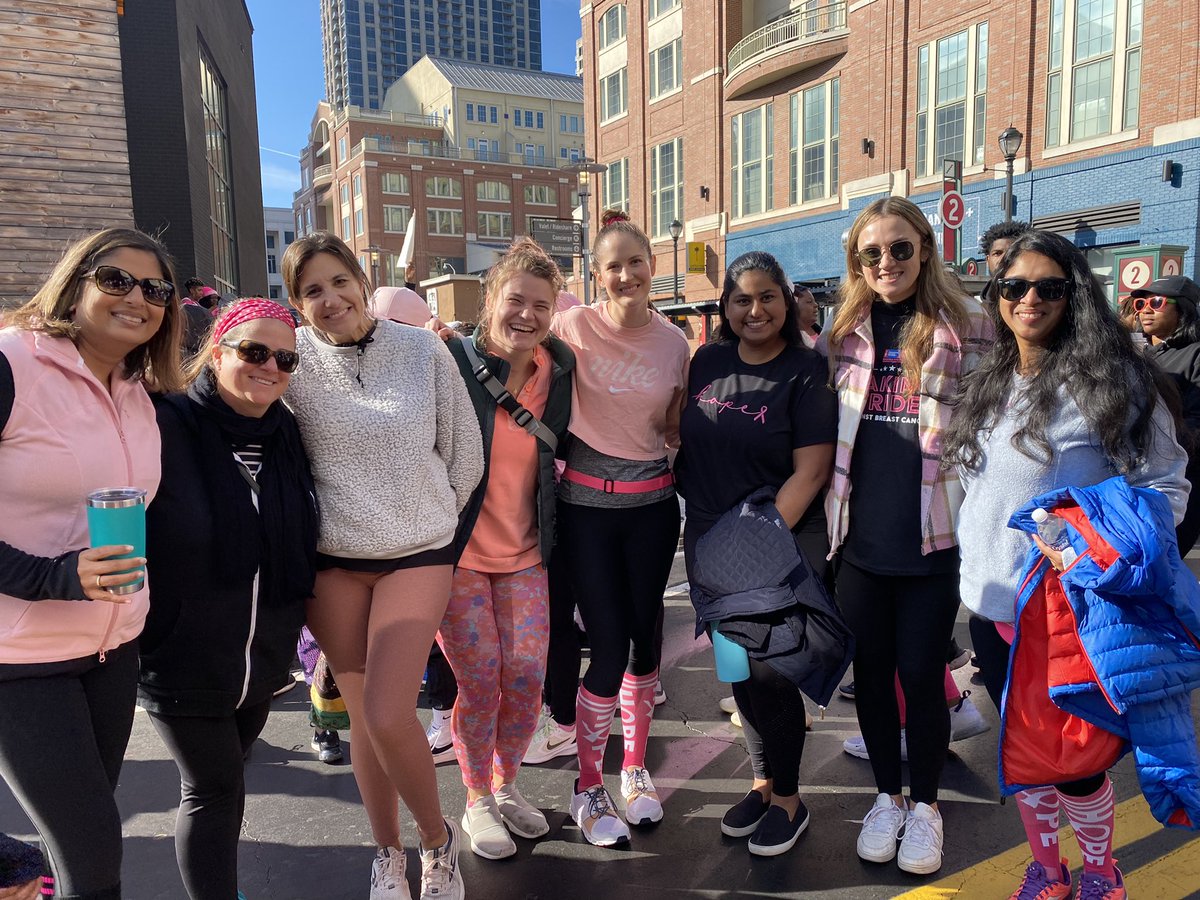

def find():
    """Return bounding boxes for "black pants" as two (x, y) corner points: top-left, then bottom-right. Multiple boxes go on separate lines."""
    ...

(148, 698), (273, 900)
(558, 496), (680, 697)
(1178, 453), (1200, 556)
(543, 542), (582, 725)
(424, 641), (458, 712)
(0, 641), (139, 900)
(836, 560), (961, 804)
(968, 616), (1105, 798)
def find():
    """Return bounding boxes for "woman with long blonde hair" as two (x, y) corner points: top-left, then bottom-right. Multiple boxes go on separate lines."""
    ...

(821, 197), (992, 875)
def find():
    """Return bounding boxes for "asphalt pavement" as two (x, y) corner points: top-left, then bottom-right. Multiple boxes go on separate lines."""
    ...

(3, 550), (1199, 899)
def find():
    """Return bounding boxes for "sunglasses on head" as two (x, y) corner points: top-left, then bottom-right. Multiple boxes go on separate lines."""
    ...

(994, 277), (1074, 302)
(1133, 295), (1176, 312)
(219, 339), (300, 373)
(83, 265), (175, 307)
(855, 240), (916, 268)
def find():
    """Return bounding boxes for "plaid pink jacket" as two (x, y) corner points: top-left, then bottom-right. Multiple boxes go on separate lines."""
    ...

(820, 297), (994, 557)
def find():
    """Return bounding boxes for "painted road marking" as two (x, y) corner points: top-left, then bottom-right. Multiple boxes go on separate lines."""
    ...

(894, 794), (1200, 899)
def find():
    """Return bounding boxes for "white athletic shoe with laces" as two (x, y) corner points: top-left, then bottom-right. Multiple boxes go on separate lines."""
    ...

(522, 711), (577, 765)
(856, 793), (908, 863)
(570, 780), (631, 847)
(370, 846), (412, 900)
(897, 802), (944, 874)
(620, 766), (664, 826)
(418, 819), (464, 900)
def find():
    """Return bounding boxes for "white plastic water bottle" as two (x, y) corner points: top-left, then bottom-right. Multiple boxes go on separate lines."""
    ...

(1031, 507), (1076, 568)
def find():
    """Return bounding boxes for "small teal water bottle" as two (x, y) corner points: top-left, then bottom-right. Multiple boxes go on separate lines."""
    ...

(711, 624), (750, 683)
(85, 487), (147, 595)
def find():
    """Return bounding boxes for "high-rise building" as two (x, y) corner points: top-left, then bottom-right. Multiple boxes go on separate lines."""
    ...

(321, 0), (544, 110)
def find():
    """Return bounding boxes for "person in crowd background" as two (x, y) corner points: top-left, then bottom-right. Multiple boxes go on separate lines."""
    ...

(282, 232), (482, 900)
(821, 196), (993, 876)
(795, 287), (821, 348)
(1133, 275), (1200, 554)
(947, 229), (1189, 900)
(676, 251), (839, 857)
(139, 299), (317, 900)
(440, 237), (575, 860)
(0, 227), (182, 899)
(981, 221), (1031, 276)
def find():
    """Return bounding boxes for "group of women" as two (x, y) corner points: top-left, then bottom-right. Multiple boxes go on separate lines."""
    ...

(0, 194), (1196, 900)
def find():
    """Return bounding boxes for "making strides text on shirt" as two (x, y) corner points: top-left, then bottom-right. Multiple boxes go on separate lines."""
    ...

(863, 347), (919, 423)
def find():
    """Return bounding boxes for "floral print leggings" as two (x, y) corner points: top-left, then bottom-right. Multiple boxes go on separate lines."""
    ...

(437, 564), (549, 791)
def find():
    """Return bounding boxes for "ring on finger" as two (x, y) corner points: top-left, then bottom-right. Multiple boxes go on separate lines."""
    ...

(96, 574), (104, 590)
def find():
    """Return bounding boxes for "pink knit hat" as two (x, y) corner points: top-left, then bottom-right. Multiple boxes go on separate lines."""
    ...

(370, 286), (431, 326)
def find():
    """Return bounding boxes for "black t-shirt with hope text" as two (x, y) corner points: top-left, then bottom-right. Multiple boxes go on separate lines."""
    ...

(842, 298), (958, 576)
(676, 340), (837, 535)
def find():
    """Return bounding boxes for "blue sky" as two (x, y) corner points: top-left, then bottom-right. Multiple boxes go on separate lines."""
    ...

(246, 0), (582, 210)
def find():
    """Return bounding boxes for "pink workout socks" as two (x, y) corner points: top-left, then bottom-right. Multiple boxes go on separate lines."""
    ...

(576, 686), (618, 791)
(620, 670), (657, 770)
(1058, 776), (1117, 880)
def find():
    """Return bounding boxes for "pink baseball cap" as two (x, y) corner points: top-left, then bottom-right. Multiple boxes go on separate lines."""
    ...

(370, 287), (431, 326)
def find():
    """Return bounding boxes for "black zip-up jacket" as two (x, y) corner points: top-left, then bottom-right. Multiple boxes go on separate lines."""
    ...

(1150, 336), (1200, 438)
(449, 332), (575, 565)
(137, 395), (312, 717)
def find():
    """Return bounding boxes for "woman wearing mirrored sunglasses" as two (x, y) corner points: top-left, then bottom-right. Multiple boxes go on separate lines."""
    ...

(946, 231), (1189, 900)
(1132, 276), (1200, 554)
(0, 228), (182, 899)
(819, 197), (993, 876)
(138, 299), (318, 899)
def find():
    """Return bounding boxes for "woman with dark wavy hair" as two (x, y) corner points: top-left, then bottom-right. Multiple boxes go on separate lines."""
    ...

(946, 229), (1188, 900)
(675, 250), (838, 856)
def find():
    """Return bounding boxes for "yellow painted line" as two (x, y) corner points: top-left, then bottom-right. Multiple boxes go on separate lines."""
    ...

(893, 795), (1199, 900)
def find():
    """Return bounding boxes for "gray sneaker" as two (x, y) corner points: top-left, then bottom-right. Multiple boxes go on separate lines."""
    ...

(419, 819), (465, 900)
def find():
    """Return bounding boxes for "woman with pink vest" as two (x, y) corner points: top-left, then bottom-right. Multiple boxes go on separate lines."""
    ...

(0, 228), (182, 899)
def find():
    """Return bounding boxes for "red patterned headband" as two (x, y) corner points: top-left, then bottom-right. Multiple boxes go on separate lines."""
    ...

(212, 298), (296, 344)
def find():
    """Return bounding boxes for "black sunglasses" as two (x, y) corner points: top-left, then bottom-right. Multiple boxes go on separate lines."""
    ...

(994, 277), (1074, 302)
(855, 240), (916, 268)
(83, 265), (175, 307)
(219, 339), (300, 373)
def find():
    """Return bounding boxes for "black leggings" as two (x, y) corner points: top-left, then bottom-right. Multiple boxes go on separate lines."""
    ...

(0, 641), (139, 900)
(968, 616), (1106, 798)
(424, 641), (458, 712)
(1178, 453), (1200, 556)
(543, 542), (582, 725)
(558, 496), (680, 697)
(836, 560), (961, 804)
(148, 698), (273, 900)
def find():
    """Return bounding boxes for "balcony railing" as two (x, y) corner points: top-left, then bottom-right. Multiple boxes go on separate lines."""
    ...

(334, 105), (443, 128)
(312, 164), (333, 184)
(728, 0), (848, 76)
(353, 136), (569, 170)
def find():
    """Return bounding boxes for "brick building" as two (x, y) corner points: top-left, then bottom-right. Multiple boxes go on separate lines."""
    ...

(579, 0), (1200, 316)
(293, 57), (584, 290)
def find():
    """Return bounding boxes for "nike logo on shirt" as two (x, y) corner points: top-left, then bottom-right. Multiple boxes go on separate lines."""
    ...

(608, 385), (635, 394)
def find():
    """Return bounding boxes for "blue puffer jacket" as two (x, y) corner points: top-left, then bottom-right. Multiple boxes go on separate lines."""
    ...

(999, 476), (1200, 830)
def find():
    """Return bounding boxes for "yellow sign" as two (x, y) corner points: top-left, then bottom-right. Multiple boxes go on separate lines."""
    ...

(687, 242), (707, 274)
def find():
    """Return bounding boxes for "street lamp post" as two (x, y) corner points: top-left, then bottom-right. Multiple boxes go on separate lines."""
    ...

(566, 157), (608, 305)
(998, 125), (1024, 223)
(669, 218), (683, 303)
(366, 245), (384, 288)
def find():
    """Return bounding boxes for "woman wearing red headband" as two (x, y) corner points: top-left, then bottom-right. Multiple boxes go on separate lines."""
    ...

(139, 299), (318, 899)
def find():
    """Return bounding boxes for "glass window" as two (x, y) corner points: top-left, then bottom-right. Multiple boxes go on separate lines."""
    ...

(466, 105), (474, 121)
(198, 44), (237, 294)
(477, 211), (513, 239)
(383, 205), (411, 232)
(266, 235), (275, 250)
(353, 174), (362, 197)
(649, 39), (682, 99)
(524, 184), (557, 204)
(650, 137), (683, 237)
(427, 208), (464, 235)
(355, 208), (364, 235)
(425, 175), (463, 198)
(477, 180), (512, 201)
(267, 254), (277, 274)
(381, 172), (409, 194)
(537, 112), (544, 129)
(600, 68), (627, 120)
(731, 104), (773, 216)
(789, 78), (838, 204)
(599, 4), (628, 49)
(914, 27), (986, 175)
(603, 158), (629, 212)
(648, 0), (679, 20)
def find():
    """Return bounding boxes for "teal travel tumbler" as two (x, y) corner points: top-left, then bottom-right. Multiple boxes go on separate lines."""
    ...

(711, 625), (751, 683)
(85, 488), (147, 596)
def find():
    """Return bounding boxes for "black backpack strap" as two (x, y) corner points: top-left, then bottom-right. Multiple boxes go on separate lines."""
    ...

(459, 337), (557, 453)
(0, 351), (13, 437)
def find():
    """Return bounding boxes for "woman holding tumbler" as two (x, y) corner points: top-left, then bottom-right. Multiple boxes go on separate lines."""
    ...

(282, 232), (483, 900)
(138, 299), (318, 899)
(0, 228), (182, 899)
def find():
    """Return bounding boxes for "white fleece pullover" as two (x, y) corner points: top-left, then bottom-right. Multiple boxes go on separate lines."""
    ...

(287, 320), (483, 558)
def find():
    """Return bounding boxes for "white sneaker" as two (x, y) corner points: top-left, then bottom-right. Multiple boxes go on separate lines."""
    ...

(856, 793), (908, 863)
(461, 794), (516, 860)
(570, 780), (631, 847)
(897, 802), (944, 874)
(425, 710), (455, 764)
(370, 846), (412, 900)
(843, 732), (908, 762)
(522, 712), (577, 765)
(620, 766), (664, 826)
(949, 694), (990, 742)
(418, 819), (465, 899)
(718, 696), (738, 715)
(730, 710), (743, 729)
(493, 783), (549, 838)
(653, 679), (667, 707)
